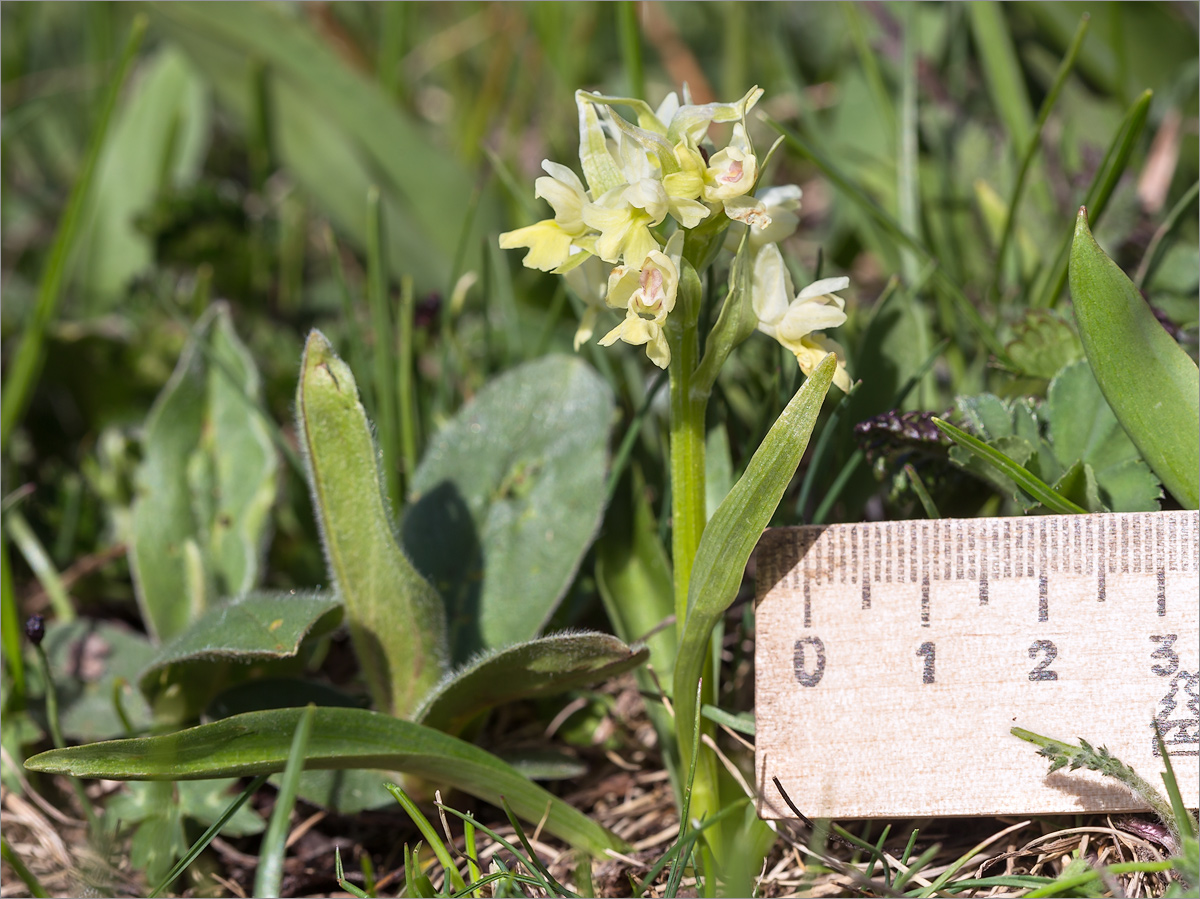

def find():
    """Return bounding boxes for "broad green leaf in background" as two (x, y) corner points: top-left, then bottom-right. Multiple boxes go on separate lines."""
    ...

(74, 47), (210, 309)
(402, 355), (614, 661)
(41, 619), (154, 742)
(413, 632), (648, 735)
(1046, 361), (1162, 512)
(673, 353), (836, 763)
(147, 2), (497, 292)
(129, 304), (278, 643)
(297, 331), (447, 719)
(950, 393), (1055, 508)
(137, 591), (342, 695)
(25, 706), (627, 857)
(1069, 209), (1199, 509)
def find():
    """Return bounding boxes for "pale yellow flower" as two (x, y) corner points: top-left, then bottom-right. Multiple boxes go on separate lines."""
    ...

(752, 244), (852, 390)
(597, 234), (682, 368)
(497, 160), (591, 272)
(583, 179), (668, 267)
(702, 123), (757, 203)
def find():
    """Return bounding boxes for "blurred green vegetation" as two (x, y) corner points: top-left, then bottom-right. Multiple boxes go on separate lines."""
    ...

(2, 0), (1196, 843)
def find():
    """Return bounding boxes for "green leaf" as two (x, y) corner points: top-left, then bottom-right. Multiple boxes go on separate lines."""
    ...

(402, 355), (614, 661)
(1069, 208), (1199, 508)
(673, 353), (836, 764)
(25, 707), (627, 857)
(138, 591), (342, 695)
(75, 47), (209, 308)
(130, 304), (278, 643)
(596, 468), (676, 681)
(296, 330), (447, 719)
(41, 619), (154, 742)
(1047, 360), (1162, 512)
(413, 632), (648, 735)
(935, 418), (1087, 515)
(148, 2), (496, 291)
(107, 779), (264, 838)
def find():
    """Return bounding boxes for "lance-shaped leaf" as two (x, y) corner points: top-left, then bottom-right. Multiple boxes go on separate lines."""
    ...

(673, 353), (836, 763)
(138, 591), (342, 709)
(1069, 208), (1199, 509)
(413, 632), (648, 735)
(25, 707), (626, 857)
(402, 355), (613, 662)
(130, 304), (278, 643)
(296, 331), (447, 718)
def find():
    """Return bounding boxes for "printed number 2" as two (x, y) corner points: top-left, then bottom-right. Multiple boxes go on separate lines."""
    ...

(916, 641), (935, 684)
(1150, 634), (1179, 677)
(1028, 640), (1058, 682)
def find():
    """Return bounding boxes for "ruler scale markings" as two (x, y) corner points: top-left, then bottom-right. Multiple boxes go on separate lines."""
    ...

(1086, 516), (1094, 577)
(910, 521), (919, 583)
(756, 510), (1200, 820)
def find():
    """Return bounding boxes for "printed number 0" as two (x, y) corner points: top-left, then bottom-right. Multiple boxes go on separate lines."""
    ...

(1028, 639), (1058, 682)
(794, 636), (826, 687)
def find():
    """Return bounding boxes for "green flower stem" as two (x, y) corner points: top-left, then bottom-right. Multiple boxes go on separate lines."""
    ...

(667, 334), (707, 632)
(666, 266), (724, 856)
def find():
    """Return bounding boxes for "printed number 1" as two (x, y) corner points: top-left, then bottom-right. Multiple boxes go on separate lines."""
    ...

(916, 641), (935, 684)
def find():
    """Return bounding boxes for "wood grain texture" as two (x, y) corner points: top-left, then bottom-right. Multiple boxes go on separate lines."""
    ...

(755, 511), (1199, 819)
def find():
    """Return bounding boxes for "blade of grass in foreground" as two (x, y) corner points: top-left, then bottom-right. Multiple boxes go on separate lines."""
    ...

(932, 418), (1087, 515)
(24, 706), (625, 856)
(254, 704), (315, 898)
(0, 16), (147, 450)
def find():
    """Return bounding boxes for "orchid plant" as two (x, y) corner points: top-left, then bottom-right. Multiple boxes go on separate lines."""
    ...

(500, 86), (853, 865)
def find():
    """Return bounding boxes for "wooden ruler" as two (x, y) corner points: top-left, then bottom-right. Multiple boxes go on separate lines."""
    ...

(755, 511), (1199, 820)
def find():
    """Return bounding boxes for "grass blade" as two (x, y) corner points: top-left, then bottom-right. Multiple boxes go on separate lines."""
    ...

(149, 775), (269, 898)
(1, 837), (49, 899)
(1033, 90), (1153, 308)
(0, 15), (146, 450)
(386, 784), (468, 895)
(366, 187), (401, 511)
(933, 418), (1087, 514)
(988, 13), (1090, 303)
(254, 704), (316, 898)
(3, 510), (74, 622)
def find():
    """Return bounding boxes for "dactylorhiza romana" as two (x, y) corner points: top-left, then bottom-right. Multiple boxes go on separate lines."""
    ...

(500, 87), (852, 391)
